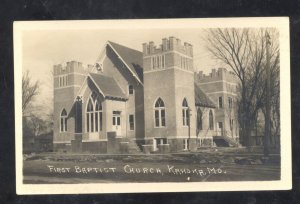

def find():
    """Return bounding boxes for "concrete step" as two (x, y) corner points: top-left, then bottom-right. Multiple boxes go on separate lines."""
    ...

(213, 136), (239, 147)
(127, 140), (142, 153)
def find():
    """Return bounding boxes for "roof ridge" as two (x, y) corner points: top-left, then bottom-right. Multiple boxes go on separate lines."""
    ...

(108, 40), (142, 54)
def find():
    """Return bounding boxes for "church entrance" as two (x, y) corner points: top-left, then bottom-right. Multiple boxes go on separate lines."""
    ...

(112, 111), (121, 136)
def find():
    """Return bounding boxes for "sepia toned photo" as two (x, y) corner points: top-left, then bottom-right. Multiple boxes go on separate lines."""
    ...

(14, 18), (291, 194)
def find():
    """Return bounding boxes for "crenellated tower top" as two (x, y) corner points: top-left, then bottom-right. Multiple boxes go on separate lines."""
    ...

(142, 36), (193, 57)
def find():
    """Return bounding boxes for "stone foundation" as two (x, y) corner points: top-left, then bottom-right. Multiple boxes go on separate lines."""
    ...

(189, 139), (198, 152)
(157, 144), (170, 153)
(167, 138), (184, 152)
(53, 143), (71, 152)
(200, 138), (213, 147)
(142, 145), (153, 154)
(82, 141), (107, 153)
(54, 136), (215, 154)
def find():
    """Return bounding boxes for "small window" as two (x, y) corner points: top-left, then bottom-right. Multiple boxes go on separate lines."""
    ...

(230, 119), (234, 131)
(112, 117), (116, 126)
(218, 96), (223, 108)
(183, 139), (189, 150)
(218, 122), (223, 129)
(129, 85), (134, 95)
(59, 75), (68, 87)
(209, 110), (214, 130)
(129, 115), (135, 130)
(117, 117), (121, 126)
(95, 63), (103, 72)
(228, 97), (233, 109)
(155, 138), (167, 145)
(152, 55), (165, 69)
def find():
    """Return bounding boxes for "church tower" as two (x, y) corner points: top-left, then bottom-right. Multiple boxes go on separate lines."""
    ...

(142, 37), (196, 151)
(53, 61), (86, 151)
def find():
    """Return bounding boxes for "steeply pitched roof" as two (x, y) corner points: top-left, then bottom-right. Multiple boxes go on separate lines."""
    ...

(108, 41), (144, 83)
(89, 73), (127, 100)
(194, 83), (216, 108)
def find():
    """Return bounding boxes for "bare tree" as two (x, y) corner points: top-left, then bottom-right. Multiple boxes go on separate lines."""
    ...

(205, 28), (279, 147)
(22, 70), (39, 113)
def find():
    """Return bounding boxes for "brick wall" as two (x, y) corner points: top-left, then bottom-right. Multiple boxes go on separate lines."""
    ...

(195, 68), (239, 139)
(53, 61), (86, 145)
(143, 37), (196, 140)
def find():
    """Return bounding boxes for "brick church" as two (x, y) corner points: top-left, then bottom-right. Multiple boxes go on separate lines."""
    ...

(53, 37), (239, 153)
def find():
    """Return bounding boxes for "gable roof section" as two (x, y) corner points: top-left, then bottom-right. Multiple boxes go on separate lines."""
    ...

(108, 41), (144, 83)
(89, 73), (127, 100)
(194, 83), (216, 108)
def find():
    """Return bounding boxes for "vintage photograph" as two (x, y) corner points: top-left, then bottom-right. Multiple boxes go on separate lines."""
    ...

(14, 18), (291, 194)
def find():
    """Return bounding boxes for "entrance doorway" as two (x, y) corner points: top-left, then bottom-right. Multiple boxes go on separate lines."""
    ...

(112, 111), (121, 136)
(217, 122), (223, 136)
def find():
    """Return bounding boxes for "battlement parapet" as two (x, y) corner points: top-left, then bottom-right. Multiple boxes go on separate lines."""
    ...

(195, 68), (238, 83)
(53, 61), (88, 76)
(142, 36), (193, 57)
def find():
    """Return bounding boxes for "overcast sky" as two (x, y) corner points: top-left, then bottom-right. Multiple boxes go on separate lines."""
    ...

(22, 28), (223, 113)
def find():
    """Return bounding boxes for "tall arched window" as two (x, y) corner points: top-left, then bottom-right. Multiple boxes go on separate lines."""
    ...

(86, 92), (103, 133)
(154, 98), (166, 127)
(197, 108), (203, 130)
(86, 98), (94, 132)
(95, 101), (103, 132)
(182, 98), (189, 126)
(209, 110), (214, 130)
(60, 109), (67, 132)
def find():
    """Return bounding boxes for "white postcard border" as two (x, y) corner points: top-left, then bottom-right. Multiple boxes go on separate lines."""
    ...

(14, 17), (291, 194)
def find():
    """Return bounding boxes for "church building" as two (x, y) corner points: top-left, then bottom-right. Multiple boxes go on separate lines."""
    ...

(53, 37), (239, 153)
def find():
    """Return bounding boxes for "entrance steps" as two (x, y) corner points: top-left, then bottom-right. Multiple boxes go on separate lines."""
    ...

(213, 135), (240, 147)
(121, 138), (142, 154)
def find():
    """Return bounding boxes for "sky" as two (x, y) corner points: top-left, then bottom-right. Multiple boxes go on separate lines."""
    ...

(22, 28), (223, 114)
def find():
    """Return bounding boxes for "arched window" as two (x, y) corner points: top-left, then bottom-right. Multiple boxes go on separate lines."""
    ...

(95, 100), (103, 132)
(197, 108), (203, 130)
(86, 98), (93, 132)
(86, 92), (103, 133)
(60, 109), (67, 132)
(209, 110), (214, 130)
(154, 98), (166, 127)
(182, 98), (189, 126)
